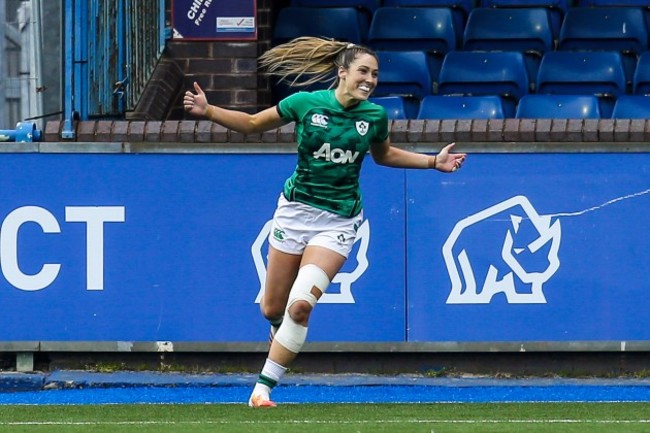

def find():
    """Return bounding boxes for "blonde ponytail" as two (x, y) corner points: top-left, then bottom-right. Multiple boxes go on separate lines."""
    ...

(259, 36), (377, 88)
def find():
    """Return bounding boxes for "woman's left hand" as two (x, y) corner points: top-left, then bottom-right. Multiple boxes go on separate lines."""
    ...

(435, 142), (466, 173)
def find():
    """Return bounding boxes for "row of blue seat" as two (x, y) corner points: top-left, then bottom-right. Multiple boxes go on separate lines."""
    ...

(371, 94), (650, 119)
(274, 50), (650, 102)
(271, 49), (650, 117)
(289, 0), (650, 18)
(275, 5), (650, 54)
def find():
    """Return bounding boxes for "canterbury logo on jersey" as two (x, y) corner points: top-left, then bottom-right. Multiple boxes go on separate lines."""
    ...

(313, 142), (360, 164)
(310, 113), (329, 128)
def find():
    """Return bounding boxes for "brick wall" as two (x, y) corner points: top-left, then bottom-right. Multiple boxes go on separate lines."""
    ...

(43, 118), (650, 148)
(127, 0), (279, 120)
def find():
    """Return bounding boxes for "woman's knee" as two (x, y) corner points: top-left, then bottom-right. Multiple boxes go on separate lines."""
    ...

(259, 296), (286, 321)
(287, 300), (312, 326)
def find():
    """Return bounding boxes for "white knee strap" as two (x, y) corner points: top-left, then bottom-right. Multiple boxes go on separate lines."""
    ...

(273, 315), (307, 353)
(286, 264), (330, 309)
(274, 264), (330, 353)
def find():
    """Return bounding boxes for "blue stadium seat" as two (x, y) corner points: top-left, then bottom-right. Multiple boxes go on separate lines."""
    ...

(536, 51), (626, 117)
(633, 51), (650, 95)
(370, 96), (420, 119)
(558, 7), (648, 54)
(417, 95), (506, 119)
(290, 0), (380, 14)
(272, 7), (366, 45)
(576, 0), (650, 5)
(382, 0), (474, 17)
(381, 1), (475, 41)
(611, 96), (650, 119)
(536, 51), (627, 97)
(438, 51), (529, 99)
(367, 7), (457, 53)
(515, 94), (601, 119)
(462, 7), (552, 84)
(480, 1), (569, 38)
(288, 0), (380, 40)
(438, 51), (529, 116)
(463, 8), (554, 54)
(373, 51), (440, 99)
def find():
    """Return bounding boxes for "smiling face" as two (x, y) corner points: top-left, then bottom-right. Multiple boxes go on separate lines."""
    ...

(335, 53), (379, 107)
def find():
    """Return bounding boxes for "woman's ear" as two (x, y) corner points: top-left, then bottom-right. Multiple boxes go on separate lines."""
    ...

(337, 65), (347, 81)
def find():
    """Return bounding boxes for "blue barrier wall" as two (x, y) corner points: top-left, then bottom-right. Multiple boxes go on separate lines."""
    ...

(0, 152), (647, 345)
(407, 154), (650, 342)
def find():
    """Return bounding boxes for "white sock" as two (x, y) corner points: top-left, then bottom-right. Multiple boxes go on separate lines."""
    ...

(253, 359), (287, 398)
(261, 358), (287, 383)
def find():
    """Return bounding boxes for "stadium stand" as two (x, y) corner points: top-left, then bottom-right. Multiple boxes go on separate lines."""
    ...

(269, 1), (650, 119)
(536, 51), (628, 93)
(382, 0), (475, 17)
(370, 96), (421, 119)
(535, 51), (626, 117)
(437, 51), (529, 115)
(480, 0), (569, 38)
(288, 0), (380, 40)
(381, 0), (476, 41)
(289, 0), (381, 17)
(462, 7), (554, 53)
(438, 51), (529, 98)
(367, 7), (458, 53)
(515, 94), (602, 119)
(611, 95), (650, 118)
(558, 7), (648, 54)
(373, 50), (439, 99)
(272, 7), (367, 45)
(417, 95), (506, 119)
(558, 7), (648, 89)
(632, 51), (650, 95)
(576, 0), (650, 6)
(462, 7), (554, 88)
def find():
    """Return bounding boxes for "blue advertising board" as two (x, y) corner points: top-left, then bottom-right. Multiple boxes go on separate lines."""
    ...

(1, 152), (649, 345)
(0, 154), (404, 342)
(172, 0), (256, 40)
(406, 153), (650, 342)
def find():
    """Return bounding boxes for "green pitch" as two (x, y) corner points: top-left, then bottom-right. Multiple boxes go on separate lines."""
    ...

(1, 403), (650, 433)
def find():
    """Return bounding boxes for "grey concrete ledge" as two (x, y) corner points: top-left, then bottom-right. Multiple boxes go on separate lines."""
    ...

(3, 140), (650, 154)
(4, 340), (650, 353)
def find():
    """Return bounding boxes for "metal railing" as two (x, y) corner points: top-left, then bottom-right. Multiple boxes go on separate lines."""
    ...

(62, 0), (167, 139)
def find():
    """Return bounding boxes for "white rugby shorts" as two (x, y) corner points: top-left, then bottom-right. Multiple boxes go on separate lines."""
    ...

(268, 194), (363, 258)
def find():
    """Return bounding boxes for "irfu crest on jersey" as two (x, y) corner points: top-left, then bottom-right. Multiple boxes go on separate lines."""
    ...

(355, 121), (369, 136)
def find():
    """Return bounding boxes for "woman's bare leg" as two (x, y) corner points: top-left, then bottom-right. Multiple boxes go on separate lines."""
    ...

(250, 246), (346, 407)
(268, 246), (346, 373)
(259, 246), (301, 327)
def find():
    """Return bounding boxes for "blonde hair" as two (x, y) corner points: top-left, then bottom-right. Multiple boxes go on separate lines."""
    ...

(259, 36), (378, 88)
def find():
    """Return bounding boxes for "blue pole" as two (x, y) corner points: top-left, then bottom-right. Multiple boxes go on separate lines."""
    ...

(61, 0), (76, 139)
(0, 122), (42, 142)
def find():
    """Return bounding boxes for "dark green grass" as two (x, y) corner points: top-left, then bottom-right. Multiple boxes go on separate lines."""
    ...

(1, 403), (650, 433)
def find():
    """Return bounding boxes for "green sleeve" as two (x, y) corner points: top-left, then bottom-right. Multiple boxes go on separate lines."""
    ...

(375, 106), (390, 142)
(277, 91), (310, 122)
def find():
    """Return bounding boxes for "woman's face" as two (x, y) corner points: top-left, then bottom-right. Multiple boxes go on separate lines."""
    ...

(338, 53), (379, 102)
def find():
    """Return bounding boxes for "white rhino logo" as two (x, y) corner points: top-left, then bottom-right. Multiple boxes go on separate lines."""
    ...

(443, 196), (561, 304)
(252, 219), (370, 304)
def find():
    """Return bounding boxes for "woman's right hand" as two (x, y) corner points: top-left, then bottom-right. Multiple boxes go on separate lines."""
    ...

(184, 82), (209, 117)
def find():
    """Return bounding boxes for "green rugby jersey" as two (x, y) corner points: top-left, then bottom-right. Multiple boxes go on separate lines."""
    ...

(277, 89), (389, 217)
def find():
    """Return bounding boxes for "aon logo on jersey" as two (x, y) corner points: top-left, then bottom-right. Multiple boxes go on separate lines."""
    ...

(313, 142), (360, 164)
